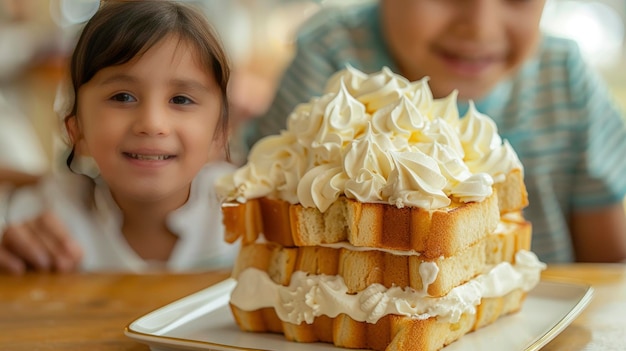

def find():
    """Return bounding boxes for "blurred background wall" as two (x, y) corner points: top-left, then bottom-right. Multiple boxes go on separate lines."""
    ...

(1, 0), (625, 173)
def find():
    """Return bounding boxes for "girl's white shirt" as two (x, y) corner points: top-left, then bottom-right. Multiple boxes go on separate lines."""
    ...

(2, 161), (239, 273)
(0, 93), (48, 175)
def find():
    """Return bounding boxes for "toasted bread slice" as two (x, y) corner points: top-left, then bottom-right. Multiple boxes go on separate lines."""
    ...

(221, 170), (527, 251)
(290, 191), (500, 259)
(231, 218), (530, 297)
(229, 288), (526, 351)
(494, 169), (528, 214)
(222, 199), (263, 245)
(486, 213), (531, 265)
(224, 191), (500, 259)
(230, 242), (298, 286)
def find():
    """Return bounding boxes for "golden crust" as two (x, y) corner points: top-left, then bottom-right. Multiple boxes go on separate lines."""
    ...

(231, 219), (530, 297)
(229, 289), (526, 351)
(259, 197), (295, 246)
(346, 192), (499, 258)
(293, 191), (500, 258)
(224, 192), (500, 259)
(221, 170), (528, 253)
(222, 199), (262, 245)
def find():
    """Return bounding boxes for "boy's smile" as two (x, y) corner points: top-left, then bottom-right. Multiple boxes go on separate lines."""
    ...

(434, 44), (505, 78)
(381, 0), (546, 100)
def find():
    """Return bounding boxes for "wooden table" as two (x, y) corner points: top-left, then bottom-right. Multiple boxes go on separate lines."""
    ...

(0, 264), (624, 351)
(0, 270), (231, 351)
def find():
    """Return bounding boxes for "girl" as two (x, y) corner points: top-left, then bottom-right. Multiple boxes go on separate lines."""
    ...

(0, 1), (238, 274)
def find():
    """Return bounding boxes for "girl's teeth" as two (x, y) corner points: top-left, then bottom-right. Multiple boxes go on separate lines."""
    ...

(129, 153), (170, 160)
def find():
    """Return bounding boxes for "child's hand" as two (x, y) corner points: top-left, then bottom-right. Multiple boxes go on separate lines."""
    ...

(0, 211), (83, 275)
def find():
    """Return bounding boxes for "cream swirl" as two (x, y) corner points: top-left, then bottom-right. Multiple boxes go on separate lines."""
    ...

(451, 173), (495, 203)
(382, 151), (450, 208)
(358, 284), (391, 323)
(248, 132), (307, 203)
(324, 63), (368, 97)
(342, 125), (393, 203)
(355, 67), (412, 113)
(217, 132), (305, 203)
(278, 274), (319, 324)
(215, 165), (259, 204)
(420, 119), (465, 158)
(297, 164), (347, 212)
(344, 169), (386, 203)
(287, 96), (324, 150)
(371, 95), (428, 139)
(415, 142), (469, 185)
(431, 89), (460, 126)
(465, 140), (522, 183)
(343, 124), (394, 179)
(459, 102), (523, 182)
(309, 82), (368, 166)
(415, 142), (493, 203)
(406, 77), (434, 112)
(459, 102), (501, 160)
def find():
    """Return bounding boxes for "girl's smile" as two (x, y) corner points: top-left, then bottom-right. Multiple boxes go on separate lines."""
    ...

(124, 153), (175, 161)
(123, 150), (177, 168)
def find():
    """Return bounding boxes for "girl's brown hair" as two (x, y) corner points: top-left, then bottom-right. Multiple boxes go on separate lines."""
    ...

(67, 0), (230, 161)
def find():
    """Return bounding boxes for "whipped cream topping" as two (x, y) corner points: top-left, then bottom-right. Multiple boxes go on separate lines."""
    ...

(216, 66), (523, 211)
(230, 250), (545, 325)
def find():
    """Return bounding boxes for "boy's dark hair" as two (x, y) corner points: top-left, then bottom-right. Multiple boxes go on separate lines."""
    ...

(67, 0), (231, 160)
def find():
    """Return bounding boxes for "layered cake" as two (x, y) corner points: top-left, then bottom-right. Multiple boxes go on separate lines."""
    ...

(216, 66), (545, 351)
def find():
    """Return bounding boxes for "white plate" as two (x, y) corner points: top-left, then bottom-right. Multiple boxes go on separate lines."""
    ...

(125, 279), (594, 351)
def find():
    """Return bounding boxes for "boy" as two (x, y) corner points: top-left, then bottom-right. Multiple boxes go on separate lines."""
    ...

(242, 0), (626, 263)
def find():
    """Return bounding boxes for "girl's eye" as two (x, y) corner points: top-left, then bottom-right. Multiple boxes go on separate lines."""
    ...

(111, 93), (136, 102)
(170, 96), (193, 105)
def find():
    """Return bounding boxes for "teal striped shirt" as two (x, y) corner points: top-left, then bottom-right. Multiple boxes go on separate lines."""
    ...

(243, 3), (626, 262)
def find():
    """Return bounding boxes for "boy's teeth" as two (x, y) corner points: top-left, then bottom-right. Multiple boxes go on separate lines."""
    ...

(129, 153), (170, 160)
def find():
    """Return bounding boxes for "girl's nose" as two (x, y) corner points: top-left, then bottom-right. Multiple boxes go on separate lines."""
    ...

(132, 101), (171, 136)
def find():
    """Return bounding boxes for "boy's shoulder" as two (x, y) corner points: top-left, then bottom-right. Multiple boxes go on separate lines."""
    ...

(516, 35), (586, 83)
(535, 35), (584, 67)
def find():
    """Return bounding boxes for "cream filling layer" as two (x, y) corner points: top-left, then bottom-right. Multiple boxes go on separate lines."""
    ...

(230, 250), (545, 325)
